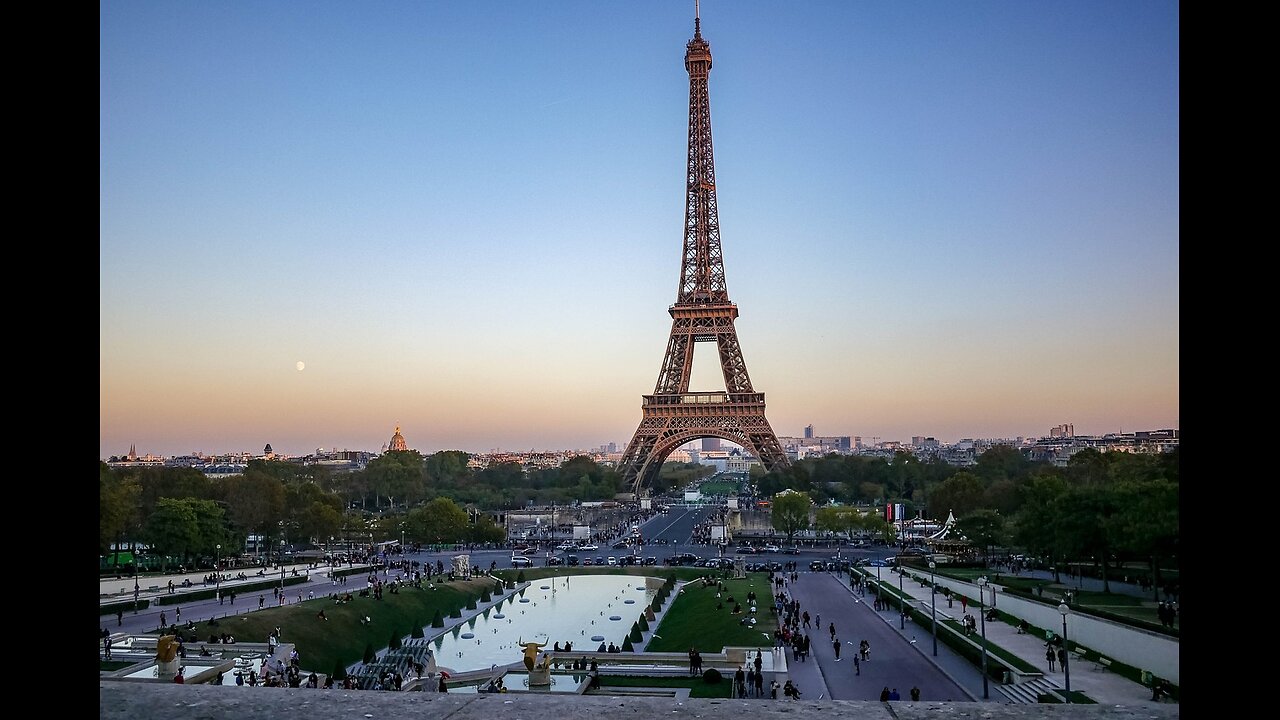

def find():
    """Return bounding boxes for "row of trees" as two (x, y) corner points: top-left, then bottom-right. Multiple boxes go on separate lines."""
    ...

(101, 443), (1177, 588)
(755, 447), (1179, 593)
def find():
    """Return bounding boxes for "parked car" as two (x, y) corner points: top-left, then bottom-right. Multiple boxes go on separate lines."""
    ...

(567, 555), (580, 566)
(581, 558), (594, 566)
(809, 560), (827, 571)
(511, 555), (532, 568)
(643, 557), (658, 566)
(545, 556), (564, 566)
(763, 544), (780, 553)
(782, 547), (801, 555)
(607, 556), (617, 566)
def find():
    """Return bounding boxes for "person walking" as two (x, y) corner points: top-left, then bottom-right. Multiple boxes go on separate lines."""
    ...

(754, 669), (764, 697)
(828, 621), (836, 641)
(833, 636), (841, 661)
(1057, 647), (1067, 672)
(853, 655), (860, 675)
(770, 679), (779, 699)
(910, 686), (921, 701)
(117, 609), (123, 627)
(689, 647), (697, 676)
(1045, 645), (1056, 671)
(160, 611), (167, 628)
(175, 606), (181, 623)
(734, 666), (746, 698)
(879, 686), (891, 702)
(259, 595), (265, 609)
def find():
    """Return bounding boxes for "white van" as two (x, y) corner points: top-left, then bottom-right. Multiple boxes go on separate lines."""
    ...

(511, 555), (532, 568)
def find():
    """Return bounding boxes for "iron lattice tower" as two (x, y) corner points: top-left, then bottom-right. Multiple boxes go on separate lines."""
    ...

(617, 10), (790, 496)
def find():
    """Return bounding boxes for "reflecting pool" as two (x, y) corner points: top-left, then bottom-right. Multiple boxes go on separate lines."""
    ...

(431, 574), (659, 673)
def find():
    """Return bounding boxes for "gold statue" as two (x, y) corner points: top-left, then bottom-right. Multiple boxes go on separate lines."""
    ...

(156, 635), (179, 663)
(517, 638), (551, 672)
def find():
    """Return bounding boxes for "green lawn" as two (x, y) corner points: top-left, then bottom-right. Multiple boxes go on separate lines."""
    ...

(697, 481), (740, 496)
(646, 576), (777, 652)
(175, 576), (500, 678)
(598, 674), (732, 698)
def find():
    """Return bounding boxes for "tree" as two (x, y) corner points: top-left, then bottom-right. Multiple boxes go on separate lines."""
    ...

(927, 471), (985, 520)
(771, 490), (812, 544)
(363, 643), (376, 664)
(407, 497), (470, 544)
(954, 509), (1006, 565)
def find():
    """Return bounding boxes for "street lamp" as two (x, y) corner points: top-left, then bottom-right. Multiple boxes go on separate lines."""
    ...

(898, 569), (905, 629)
(928, 561), (938, 656)
(1058, 602), (1071, 703)
(215, 544), (221, 602)
(977, 576), (990, 699)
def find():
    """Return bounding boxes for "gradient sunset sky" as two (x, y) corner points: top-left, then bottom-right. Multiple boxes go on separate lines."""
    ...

(100, 1), (1179, 459)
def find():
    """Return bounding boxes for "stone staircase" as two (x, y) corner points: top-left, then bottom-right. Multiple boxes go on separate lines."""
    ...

(997, 676), (1062, 704)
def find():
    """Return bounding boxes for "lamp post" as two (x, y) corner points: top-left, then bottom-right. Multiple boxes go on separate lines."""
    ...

(928, 561), (938, 656)
(1058, 602), (1071, 703)
(133, 561), (140, 614)
(898, 569), (905, 629)
(977, 576), (990, 699)
(215, 544), (221, 602)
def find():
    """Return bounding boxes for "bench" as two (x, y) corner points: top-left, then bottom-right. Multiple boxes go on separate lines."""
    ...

(1094, 656), (1113, 672)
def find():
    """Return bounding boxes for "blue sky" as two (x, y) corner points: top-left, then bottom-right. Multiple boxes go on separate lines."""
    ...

(100, 1), (1179, 458)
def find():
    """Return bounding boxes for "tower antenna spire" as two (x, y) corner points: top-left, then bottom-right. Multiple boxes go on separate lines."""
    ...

(694, 0), (701, 38)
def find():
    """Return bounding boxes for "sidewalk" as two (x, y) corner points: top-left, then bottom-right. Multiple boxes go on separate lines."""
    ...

(865, 566), (1167, 706)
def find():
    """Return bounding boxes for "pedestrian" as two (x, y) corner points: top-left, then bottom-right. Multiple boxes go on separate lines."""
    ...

(1057, 647), (1067, 671)
(1045, 646), (1056, 671)
(259, 595), (265, 609)
(829, 621), (836, 640)
(689, 647), (697, 676)
(117, 609), (123, 627)
(879, 686), (891, 702)
(770, 679), (779, 699)
(754, 668), (764, 697)
(961, 596), (967, 613)
(175, 606), (181, 622)
(734, 666), (746, 698)
(833, 636), (841, 660)
(854, 655), (860, 675)
(890, 688), (901, 701)
(103, 635), (113, 660)
(230, 592), (236, 605)
(910, 686), (921, 701)
(160, 611), (167, 627)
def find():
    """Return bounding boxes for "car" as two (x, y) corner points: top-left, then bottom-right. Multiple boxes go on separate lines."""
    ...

(607, 556), (618, 566)
(782, 546), (800, 555)
(809, 560), (827, 571)
(763, 544), (780, 553)
(595, 556), (606, 565)
(557, 542), (577, 551)
(612, 541), (630, 550)
(643, 557), (658, 566)
(867, 559), (886, 567)
(735, 546), (756, 554)
(581, 558), (594, 566)
(544, 556), (564, 566)
(511, 555), (532, 568)
(579, 544), (599, 552)
(567, 554), (580, 566)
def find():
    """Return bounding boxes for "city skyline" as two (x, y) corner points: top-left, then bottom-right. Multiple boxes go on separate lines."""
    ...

(100, 1), (1179, 460)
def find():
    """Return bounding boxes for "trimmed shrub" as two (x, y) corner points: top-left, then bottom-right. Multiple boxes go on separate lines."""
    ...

(389, 632), (402, 650)
(629, 623), (643, 643)
(481, 589), (491, 602)
(621, 635), (634, 651)
(432, 610), (444, 628)
(702, 668), (722, 684)
(639, 615), (649, 631)
(411, 624), (424, 639)
(516, 570), (526, 584)
(450, 606), (462, 618)
(331, 661), (347, 681)
(495, 582), (504, 595)
(363, 643), (376, 664)
(466, 596), (477, 610)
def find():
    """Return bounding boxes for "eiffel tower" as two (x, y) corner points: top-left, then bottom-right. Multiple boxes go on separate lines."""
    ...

(617, 8), (790, 496)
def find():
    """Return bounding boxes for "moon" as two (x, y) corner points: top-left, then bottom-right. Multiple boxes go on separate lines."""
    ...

(296, 361), (305, 371)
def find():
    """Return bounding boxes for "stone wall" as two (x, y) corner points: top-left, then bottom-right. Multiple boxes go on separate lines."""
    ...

(100, 682), (1181, 719)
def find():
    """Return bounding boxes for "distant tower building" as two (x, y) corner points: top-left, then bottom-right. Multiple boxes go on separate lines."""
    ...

(804, 424), (814, 439)
(127, 444), (137, 461)
(388, 426), (408, 452)
(702, 437), (721, 451)
(1049, 424), (1075, 438)
(263, 443), (275, 459)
